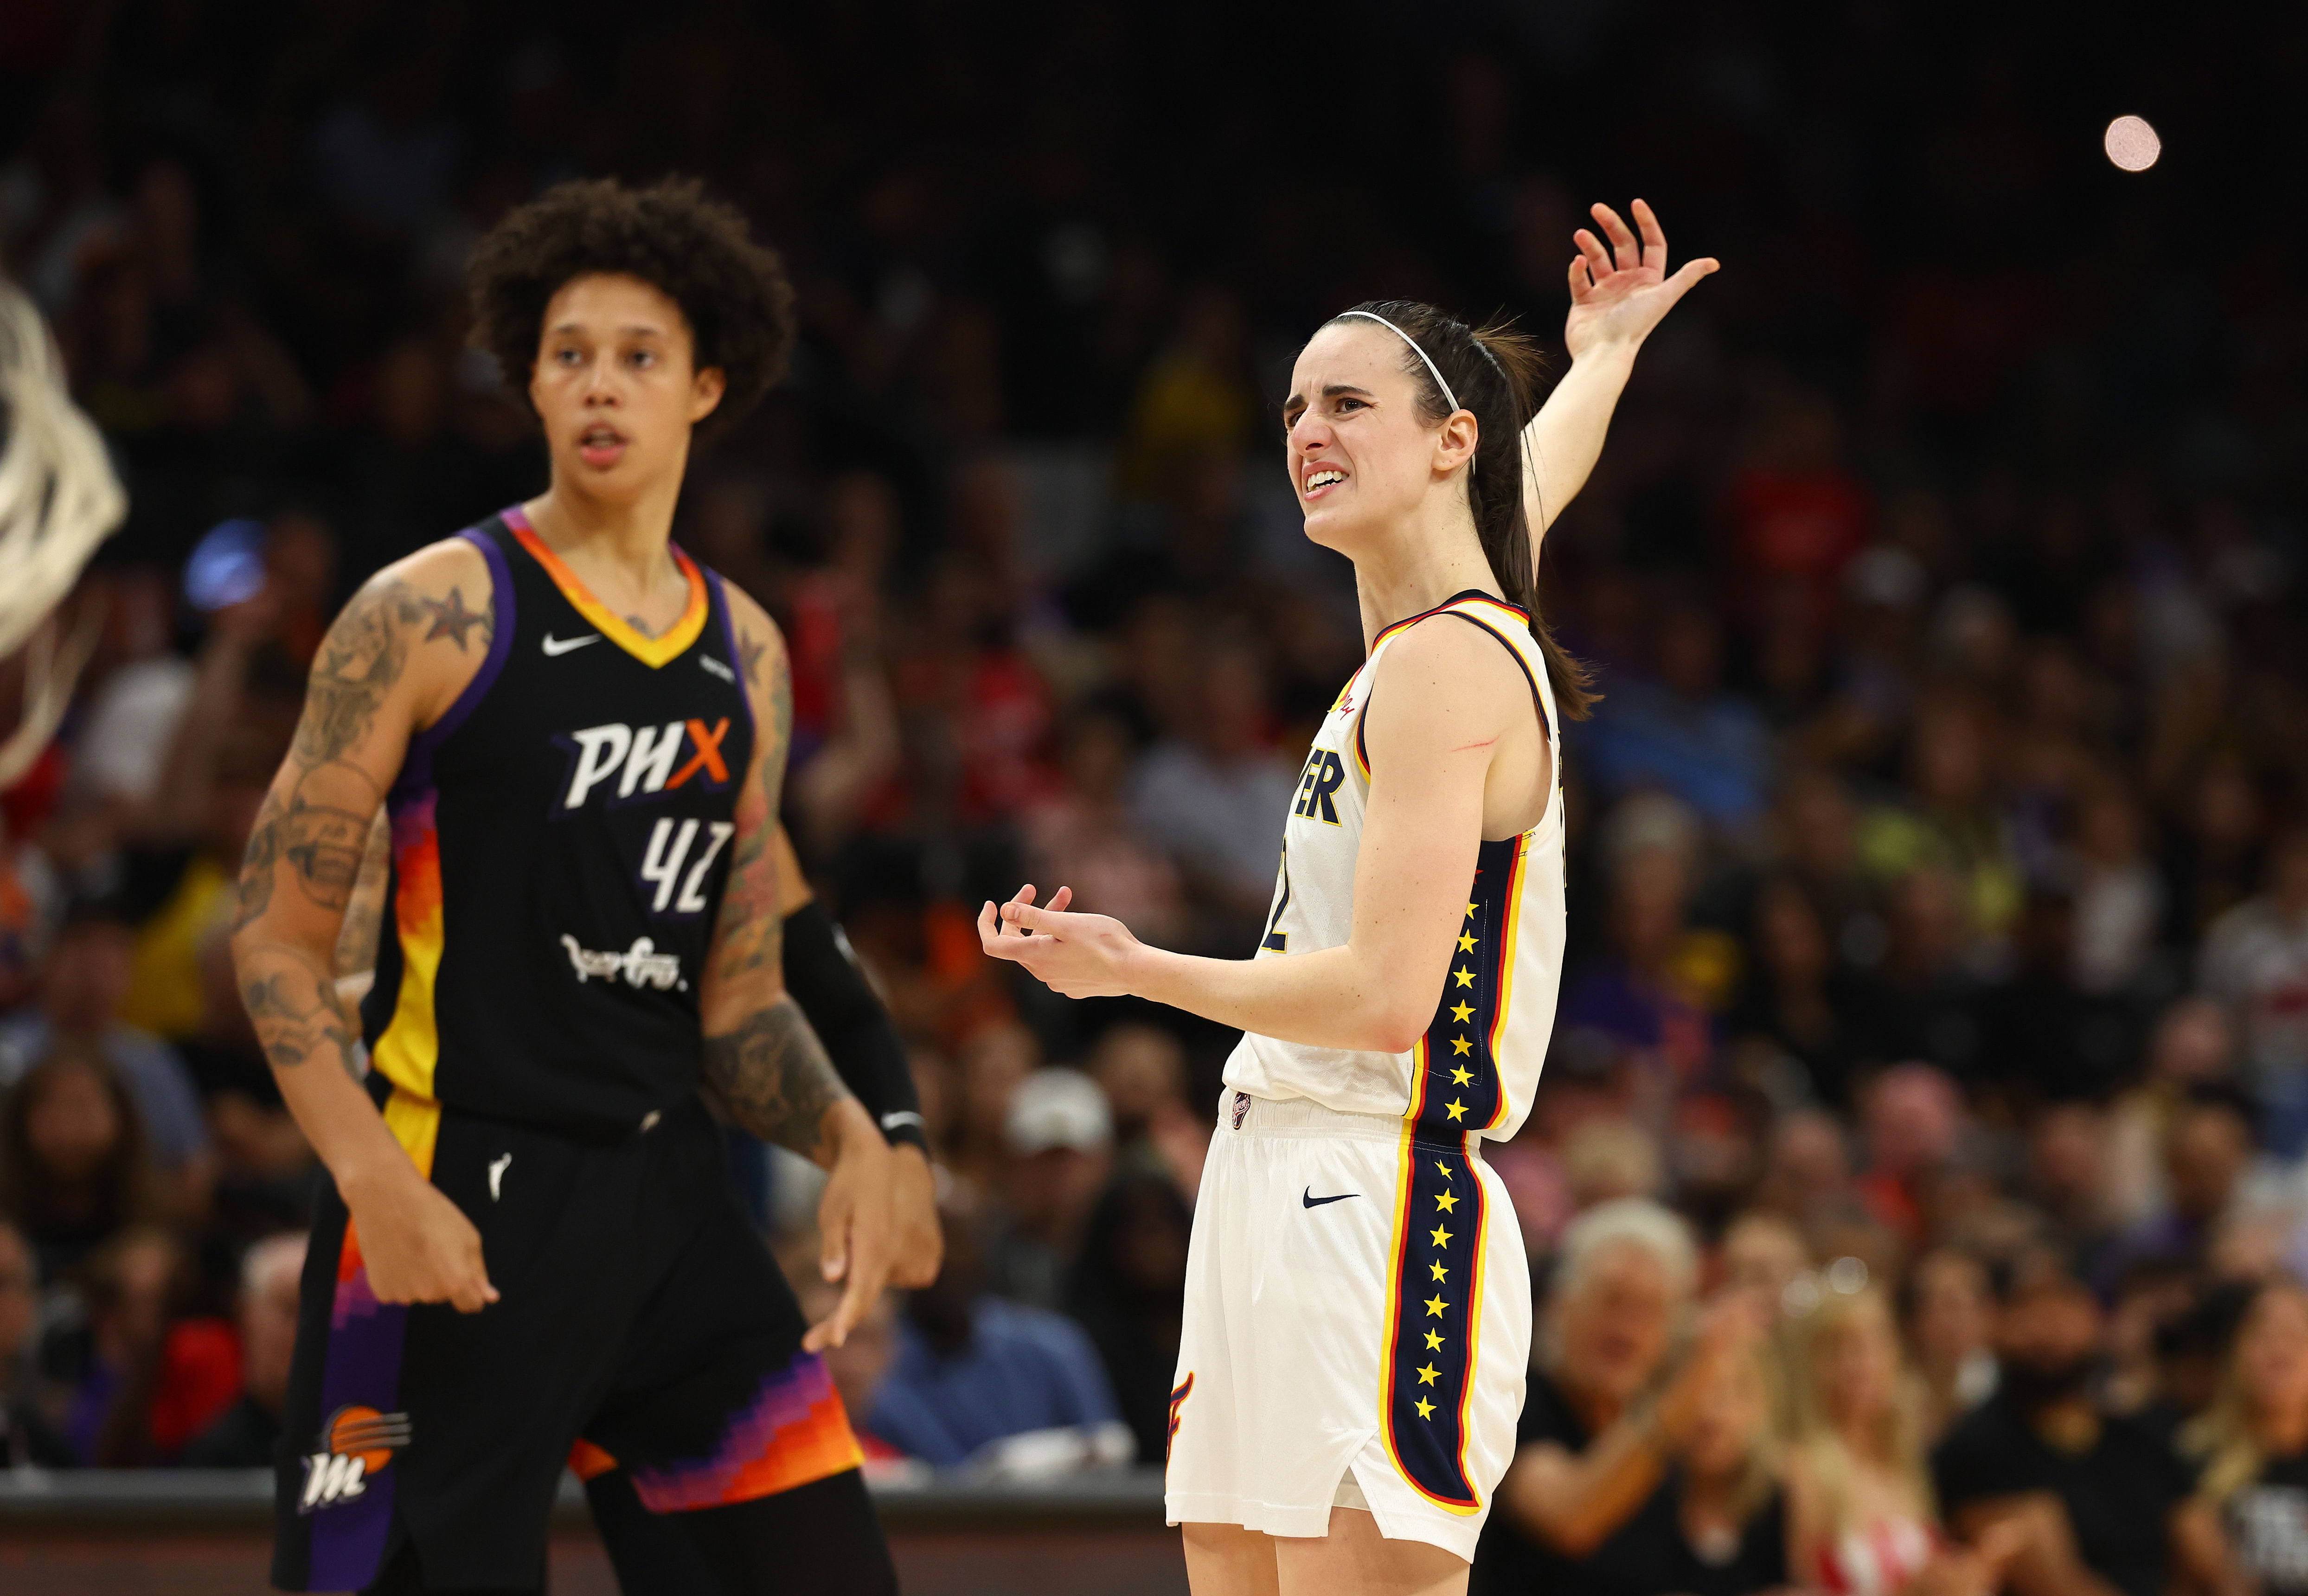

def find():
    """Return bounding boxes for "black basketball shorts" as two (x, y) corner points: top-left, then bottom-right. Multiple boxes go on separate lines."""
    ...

(271, 1090), (865, 1591)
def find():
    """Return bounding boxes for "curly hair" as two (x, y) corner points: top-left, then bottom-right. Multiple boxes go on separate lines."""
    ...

(467, 176), (795, 437)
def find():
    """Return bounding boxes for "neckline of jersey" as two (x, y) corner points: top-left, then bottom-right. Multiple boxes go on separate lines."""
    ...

(1370, 589), (1529, 651)
(501, 505), (709, 669)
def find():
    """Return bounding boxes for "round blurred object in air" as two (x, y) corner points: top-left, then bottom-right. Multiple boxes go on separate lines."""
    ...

(1825, 1255), (1869, 1295)
(2104, 115), (2161, 172)
(1782, 1271), (1822, 1319)
(183, 518), (269, 612)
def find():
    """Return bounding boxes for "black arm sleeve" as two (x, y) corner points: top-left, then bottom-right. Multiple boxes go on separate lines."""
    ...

(779, 899), (928, 1152)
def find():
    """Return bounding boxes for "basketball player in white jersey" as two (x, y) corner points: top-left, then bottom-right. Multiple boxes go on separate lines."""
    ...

(981, 201), (1714, 1595)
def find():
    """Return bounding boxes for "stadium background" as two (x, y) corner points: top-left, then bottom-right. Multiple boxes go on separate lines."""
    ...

(3, 1), (2307, 1592)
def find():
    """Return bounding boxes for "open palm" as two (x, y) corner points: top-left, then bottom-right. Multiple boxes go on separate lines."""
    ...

(1563, 198), (1718, 362)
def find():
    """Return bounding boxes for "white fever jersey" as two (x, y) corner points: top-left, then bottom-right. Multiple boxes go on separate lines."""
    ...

(1222, 590), (1565, 1141)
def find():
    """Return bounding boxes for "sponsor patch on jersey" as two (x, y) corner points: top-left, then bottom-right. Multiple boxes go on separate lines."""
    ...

(1231, 1090), (1250, 1130)
(298, 1405), (411, 1513)
(561, 933), (686, 990)
(557, 718), (734, 809)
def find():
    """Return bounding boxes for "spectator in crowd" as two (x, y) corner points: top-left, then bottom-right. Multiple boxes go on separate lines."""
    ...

(1907, 1248), (1999, 1439)
(1474, 1199), (1757, 1593)
(866, 1208), (1124, 1469)
(1560, 844), (1713, 1093)
(1657, 1337), (1789, 1596)
(180, 1231), (304, 1468)
(2187, 1282), (2308, 1596)
(1731, 874), (1859, 1108)
(981, 1067), (1113, 1310)
(1979, 888), (2139, 1105)
(1845, 866), (1986, 1080)
(2143, 1282), (2256, 1444)
(2068, 781), (2163, 1000)
(1023, 708), (1188, 953)
(1085, 1020), (1208, 1203)
(0, 1049), (162, 1280)
(1719, 1209), (1809, 1300)
(58, 1225), (237, 1467)
(2098, 1091), (2255, 1289)
(0, 1218), (71, 1467)
(2199, 827), (2308, 1154)
(1786, 1284), (1975, 1595)
(0, 897), (211, 1210)
(1066, 1172), (1193, 1464)
(1128, 639), (1295, 950)
(943, 1023), (1038, 1199)
(1934, 1264), (2233, 1596)
(1854, 1063), (1966, 1249)
(1582, 596), (1772, 836)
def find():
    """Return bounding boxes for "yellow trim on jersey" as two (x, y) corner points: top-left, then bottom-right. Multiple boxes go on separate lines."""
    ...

(1483, 835), (1531, 1132)
(382, 1085), (442, 1179)
(506, 508), (709, 669)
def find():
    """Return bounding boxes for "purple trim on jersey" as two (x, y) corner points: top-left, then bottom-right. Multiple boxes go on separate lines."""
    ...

(393, 523), (517, 803)
(703, 565), (756, 745)
(304, 1269), (409, 1588)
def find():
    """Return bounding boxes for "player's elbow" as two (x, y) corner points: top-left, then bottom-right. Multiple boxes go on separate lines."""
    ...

(1359, 996), (1432, 1057)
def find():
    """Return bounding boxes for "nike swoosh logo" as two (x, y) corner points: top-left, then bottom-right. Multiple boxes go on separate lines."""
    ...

(1303, 1187), (1359, 1208)
(541, 633), (600, 656)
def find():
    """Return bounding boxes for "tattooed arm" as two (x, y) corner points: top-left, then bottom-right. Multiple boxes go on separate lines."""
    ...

(698, 588), (894, 1348)
(229, 538), (504, 1313)
(330, 810), (391, 1003)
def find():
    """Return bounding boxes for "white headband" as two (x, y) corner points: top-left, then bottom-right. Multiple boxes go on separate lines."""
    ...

(1337, 309), (1460, 415)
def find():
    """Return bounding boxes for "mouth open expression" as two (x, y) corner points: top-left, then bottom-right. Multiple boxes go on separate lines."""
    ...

(577, 420), (629, 471)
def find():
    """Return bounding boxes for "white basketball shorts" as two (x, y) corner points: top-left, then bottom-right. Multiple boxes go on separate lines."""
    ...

(1164, 1090), (1531, 1562)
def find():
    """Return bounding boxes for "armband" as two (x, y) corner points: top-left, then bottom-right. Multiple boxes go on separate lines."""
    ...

(780, 898), (927, 1152)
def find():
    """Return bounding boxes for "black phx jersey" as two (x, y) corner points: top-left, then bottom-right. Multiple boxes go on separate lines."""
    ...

(362, 506), (756, 1138)
(274, 510), (876, 1593)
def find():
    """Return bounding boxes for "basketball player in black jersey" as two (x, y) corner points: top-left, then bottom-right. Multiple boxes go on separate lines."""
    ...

(232, 178), (900, 1595)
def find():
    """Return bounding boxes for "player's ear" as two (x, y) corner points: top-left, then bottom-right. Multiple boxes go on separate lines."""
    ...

(689, 365), (727, 425)
(1436, 409), (1478, 473)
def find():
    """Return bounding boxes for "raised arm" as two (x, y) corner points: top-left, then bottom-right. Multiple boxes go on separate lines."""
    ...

(979, 618), (1536, 1053)
(697, 588), (894, 1348)
(1521, 199), (1718, 548)
(229, 539), (499, 1311)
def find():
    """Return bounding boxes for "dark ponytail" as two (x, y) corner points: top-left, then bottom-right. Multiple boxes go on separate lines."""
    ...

(1328, 299), (1597, 719)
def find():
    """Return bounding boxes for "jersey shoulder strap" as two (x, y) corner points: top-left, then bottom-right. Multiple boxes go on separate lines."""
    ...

(1353, 590), (1551, 775)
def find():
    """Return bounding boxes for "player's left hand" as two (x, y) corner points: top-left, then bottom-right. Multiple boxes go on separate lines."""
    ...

(805, 1100), (897, 1352)
(977, 883), (1141, 999)
(1562, 198), (1718, 363)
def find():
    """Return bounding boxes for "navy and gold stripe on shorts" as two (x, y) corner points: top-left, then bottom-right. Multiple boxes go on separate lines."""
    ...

(1376, 834), (1524, 1512)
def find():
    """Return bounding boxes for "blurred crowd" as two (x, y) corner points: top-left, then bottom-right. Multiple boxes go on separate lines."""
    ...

(5, 3), (2308, 1592)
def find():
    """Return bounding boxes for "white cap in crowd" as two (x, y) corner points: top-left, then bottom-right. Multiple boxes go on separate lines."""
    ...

(1006, 1068), (1114, 1156)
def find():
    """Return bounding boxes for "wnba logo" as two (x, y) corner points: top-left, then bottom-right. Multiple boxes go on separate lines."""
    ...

(298, 1405), (412, 1512)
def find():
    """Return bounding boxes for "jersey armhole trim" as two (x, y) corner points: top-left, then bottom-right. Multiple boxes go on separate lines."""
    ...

(705, 567), (756, 745)
(1437, 611), (1551, 741)
(1353, 608), (1551, 784)
(396, 526), (516, 799)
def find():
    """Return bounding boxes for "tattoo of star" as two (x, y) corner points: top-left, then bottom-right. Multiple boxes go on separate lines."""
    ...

(421, 588), (488, 651)
(737, 628), (765, 686)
